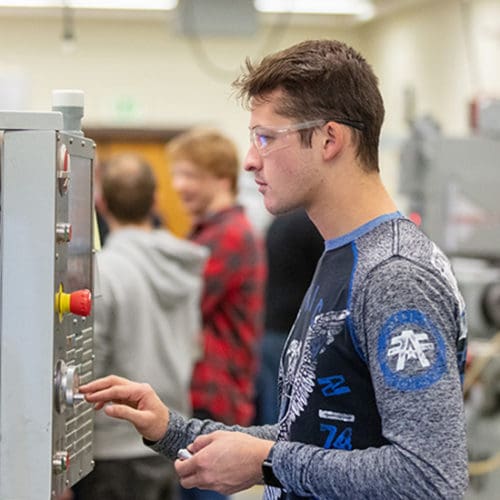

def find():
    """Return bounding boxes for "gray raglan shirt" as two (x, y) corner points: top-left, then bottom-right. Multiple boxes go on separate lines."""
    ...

(151, 213), (468, 499)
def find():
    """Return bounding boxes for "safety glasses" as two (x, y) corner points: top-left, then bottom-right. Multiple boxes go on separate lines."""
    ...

(249, 118), (365, 157)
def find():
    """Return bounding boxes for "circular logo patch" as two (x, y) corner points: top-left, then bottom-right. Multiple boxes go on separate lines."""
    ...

(377, 309), (446, 391)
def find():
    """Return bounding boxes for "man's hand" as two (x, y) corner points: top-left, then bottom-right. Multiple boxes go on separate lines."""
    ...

(175, 431), (274, 495)
(79, 375), (169, 442)
(55, 488), (73, 500)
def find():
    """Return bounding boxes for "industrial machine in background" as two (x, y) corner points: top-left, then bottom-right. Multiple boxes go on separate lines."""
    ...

(0, 91), (95, 500)
(400, 100), (500, 498)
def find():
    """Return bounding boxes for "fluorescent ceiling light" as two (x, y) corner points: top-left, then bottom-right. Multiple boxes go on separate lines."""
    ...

(0, 1), (178, 9)
(254, 0), (374, 16)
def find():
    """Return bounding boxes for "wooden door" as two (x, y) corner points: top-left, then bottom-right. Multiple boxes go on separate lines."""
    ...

(86, 128), (192, 238)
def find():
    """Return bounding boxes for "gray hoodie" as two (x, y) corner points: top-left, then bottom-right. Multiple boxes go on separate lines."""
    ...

(93, 227), (208, 459)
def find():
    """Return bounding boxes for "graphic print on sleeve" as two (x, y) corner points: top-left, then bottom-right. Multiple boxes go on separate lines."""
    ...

(377, 309), (447, 391)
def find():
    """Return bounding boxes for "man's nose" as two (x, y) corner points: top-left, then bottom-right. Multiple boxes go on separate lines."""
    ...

(171, 175), (187, 193)
(243, 144), (262, 172)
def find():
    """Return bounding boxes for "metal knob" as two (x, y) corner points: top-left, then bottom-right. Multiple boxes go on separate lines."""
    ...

(52, 450), (70, 474)
(54, 360), (85, 413)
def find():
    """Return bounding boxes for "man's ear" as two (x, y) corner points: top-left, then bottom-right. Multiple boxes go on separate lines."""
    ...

(322, 121), (344, 161)
(152, 192), (160, 214)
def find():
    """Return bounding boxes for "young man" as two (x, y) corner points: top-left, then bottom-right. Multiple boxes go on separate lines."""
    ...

(168, 129), (267, 500)
(167, 128), (266, 431)
(73, 154), (207, 500)
(81, 40), (468, 499)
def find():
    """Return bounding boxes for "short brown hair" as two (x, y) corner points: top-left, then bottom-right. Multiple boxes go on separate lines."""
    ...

(101, 153), (156, 223)
(167, 128), (240, 194)
(232, 39), (384, 171)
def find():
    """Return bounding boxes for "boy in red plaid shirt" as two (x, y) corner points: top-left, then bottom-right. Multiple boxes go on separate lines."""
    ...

(169, 129), (266, 435)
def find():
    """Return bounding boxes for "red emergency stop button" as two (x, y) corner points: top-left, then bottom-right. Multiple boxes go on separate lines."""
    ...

(56, 284), (92, 320)
(69, 289), (92, 316)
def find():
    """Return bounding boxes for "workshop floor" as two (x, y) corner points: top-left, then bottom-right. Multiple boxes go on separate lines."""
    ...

(232, 485), (264, 500)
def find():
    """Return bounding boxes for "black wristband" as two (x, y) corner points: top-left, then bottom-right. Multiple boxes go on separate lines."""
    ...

(262, 446), (283, 488)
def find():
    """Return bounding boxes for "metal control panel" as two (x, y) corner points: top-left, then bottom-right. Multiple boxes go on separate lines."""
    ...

(0, 92), (95, 500)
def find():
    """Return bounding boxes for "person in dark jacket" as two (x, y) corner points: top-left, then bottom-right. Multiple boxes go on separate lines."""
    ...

(254, 209), (323, 425)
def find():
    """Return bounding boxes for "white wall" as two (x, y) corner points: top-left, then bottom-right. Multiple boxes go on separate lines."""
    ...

(360, 0), (500, 208)
(1, 1), (500, 222)
(0, 12), (360, 151)
(364, 0), (500, 136)
(0, 10), (360, 231)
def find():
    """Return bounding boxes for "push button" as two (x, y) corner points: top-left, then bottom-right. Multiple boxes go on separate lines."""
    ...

(52, 450), (70, 474)
(68, 289), (92, 316)
(56, 222), (72, 243)
(56, 284), (91, 321)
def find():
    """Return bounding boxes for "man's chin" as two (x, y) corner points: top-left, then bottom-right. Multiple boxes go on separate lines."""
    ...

(263, 199), (277, 215)
(184, 204), (202, 218)
(265, 201), (294, 217)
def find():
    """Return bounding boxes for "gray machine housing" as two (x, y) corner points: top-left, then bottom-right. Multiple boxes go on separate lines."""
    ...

(400, 115), (500, 499)
(0, 103), (95, 499)
(399, 116), (500, 339)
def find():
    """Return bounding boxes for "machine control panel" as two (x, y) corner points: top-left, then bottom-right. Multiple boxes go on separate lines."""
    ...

(0, 93), (96, 500)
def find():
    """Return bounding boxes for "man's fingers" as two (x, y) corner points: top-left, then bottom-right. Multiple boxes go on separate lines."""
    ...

(104, 402), (142, 421)
(191, 433), (215, 452)
(179, 473), (201, 491)
(79, 374), (128, 392)
(83, 384), (139, 405)
(103, 404), (165, 442)
(175, 457), (202, 488)
(175, 456), (197, 477)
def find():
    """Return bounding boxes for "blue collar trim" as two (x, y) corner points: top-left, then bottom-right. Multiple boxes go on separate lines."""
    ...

(325, 211), (402, 251)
